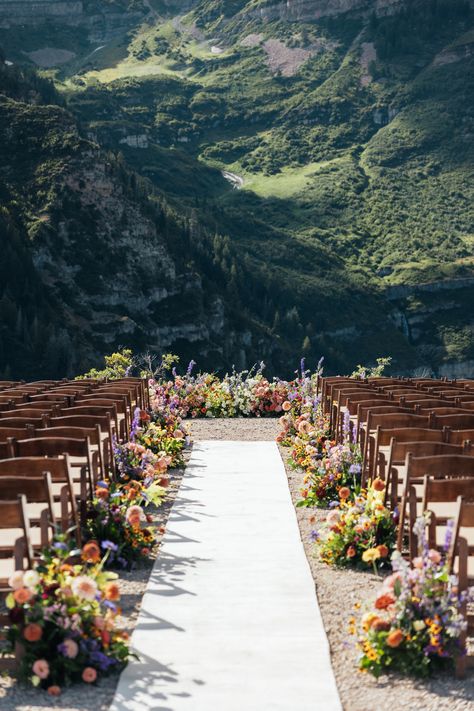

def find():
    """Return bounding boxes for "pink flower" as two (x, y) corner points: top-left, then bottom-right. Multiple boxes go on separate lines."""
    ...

(384, 572), (402, 590)
(32, 659), (50, 679)
(82, 667), (97, 683)
(61, 638), (79, 659)
(428, 549), (441, 564)
(412, 557), (423, 569)
(125, 505), (144, 524)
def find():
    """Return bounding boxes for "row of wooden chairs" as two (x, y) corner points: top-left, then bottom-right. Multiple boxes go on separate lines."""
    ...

(320, 376), (474, 676)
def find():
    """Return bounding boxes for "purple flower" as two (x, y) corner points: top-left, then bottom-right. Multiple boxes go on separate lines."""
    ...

(310, 529), (319, 542)
(186, 360), (196, 376)
(101, 540), (118, 552)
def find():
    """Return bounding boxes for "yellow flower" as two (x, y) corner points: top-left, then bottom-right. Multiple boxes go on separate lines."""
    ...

(413, 620), (426, 632)
(362, 548), (381, 563)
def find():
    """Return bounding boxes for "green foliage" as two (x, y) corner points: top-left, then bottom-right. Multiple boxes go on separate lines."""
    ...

(350, 357), (393, 379)
(78, 349), (134, 380)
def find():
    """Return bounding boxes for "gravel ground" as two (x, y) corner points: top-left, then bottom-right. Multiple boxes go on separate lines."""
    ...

(187, 417), (279, 441)
(2, 418), (473, 711)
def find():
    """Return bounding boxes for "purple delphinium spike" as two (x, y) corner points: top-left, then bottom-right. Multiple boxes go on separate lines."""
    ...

(186, 359), (196, 376)
(443, 518), (455, 553)
(129, 406), (141, 442)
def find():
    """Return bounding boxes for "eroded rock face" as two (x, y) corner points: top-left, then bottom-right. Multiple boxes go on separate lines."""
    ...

(243, 0), (405, 22)
(0, 0), (84, 27)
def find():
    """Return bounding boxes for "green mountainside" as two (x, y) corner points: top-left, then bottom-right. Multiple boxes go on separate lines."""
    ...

(1, 0), (474, 377)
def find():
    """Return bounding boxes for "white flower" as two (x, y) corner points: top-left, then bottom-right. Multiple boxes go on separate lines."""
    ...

(71, 575), (98, 601)
(23, 569), (40, 589)
(413, 620), (426, 632)
(8, 570), (24, 590)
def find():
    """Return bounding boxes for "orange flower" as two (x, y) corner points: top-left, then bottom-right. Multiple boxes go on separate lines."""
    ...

(23, 623), (43, 642)
(346, 546), (357, 558)
(104, 582), (120, 602)
(339, 487), (350, 500)
(386, 629), (404, 648)
(47, 685), (61, 696)
(377, 544), (389, 558)
(60, 564), (74, 573)
(95, 487), (109, 499)
(81, 541), (101, 564)
(375, 592), (396, 610)
(372, 478), (385, 492)
(13, 587), (33, 605)
(82, 667), (97, 683)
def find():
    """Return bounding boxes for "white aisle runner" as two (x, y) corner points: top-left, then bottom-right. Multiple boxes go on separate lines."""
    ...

(111, 441), (341, 711)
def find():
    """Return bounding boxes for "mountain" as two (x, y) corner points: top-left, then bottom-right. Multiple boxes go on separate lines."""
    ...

(0, 0), (473, 377)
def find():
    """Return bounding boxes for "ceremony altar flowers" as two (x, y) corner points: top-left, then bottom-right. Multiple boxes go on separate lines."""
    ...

(148, 361), (316, 419)
(6, 541), (130, 693)
(315, 478), (397, 568)
(356, 517), (467, 677)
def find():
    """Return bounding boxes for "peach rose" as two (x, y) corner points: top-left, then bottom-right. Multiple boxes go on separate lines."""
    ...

(372, 478), (385, 492)
(377, 544), (389, 558)
(282, 401), (292, 412)
(346, 546), (357, 558)
(23, 623), (43, 642)
(47, 685), (61, 696)
(386, 629), (404, 648)
(13, 587), (33, 605)
(82, 667), (97, 683)
(104, 582), (120, 602)
(339, 487), (350, 500)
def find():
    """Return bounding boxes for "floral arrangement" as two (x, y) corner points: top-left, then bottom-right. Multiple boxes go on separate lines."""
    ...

(356, 517), (467, 677)
(84, 407), (185, 569)
(6, 540), (130, 694)
(148, 360), (320, 420)
(85, 479), (158, 569)
(314, 478), (397, 568)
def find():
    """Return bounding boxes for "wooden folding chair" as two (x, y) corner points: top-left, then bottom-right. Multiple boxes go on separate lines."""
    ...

(7, 437), (97, 499)
(433, 413), (474, 430)
(48, 413), (115, 469)
(0, 456), (80, 542)
(359, 409), (430, 480)
(0, 474), (56, 551)
(0, 407), (58, 420)
(59, 405), (120, 441)
(0, 495), (34, 594)
(0, 415), (49, 429)
(398, 454), (474, 554)
(446, 497), (474, 677)
(74, 395), (130, 436)
(37, 425), (106, 477)
(385, 440), (464, 507)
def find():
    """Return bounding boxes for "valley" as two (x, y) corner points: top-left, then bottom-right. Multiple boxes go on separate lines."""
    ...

(0, 0), (473, 377)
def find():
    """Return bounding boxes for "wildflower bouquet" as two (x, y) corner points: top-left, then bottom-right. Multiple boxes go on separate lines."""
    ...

(298, 438), (363, 507)
(357, 517), (467, 677)
(85, 482), (156, 568)
(6, 540), (130, 694)
(315, 478), (397, 568)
